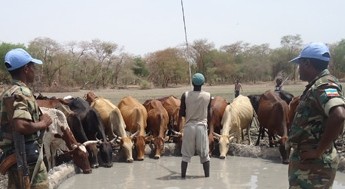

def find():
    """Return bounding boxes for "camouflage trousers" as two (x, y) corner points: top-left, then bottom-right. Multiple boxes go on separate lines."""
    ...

(288, 148), (339, 189)
(7, 161), (49, 189)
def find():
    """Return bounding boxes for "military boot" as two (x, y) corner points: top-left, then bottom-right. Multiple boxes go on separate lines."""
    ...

(181, 161), (188, 178)
(203, 161), (210, 177)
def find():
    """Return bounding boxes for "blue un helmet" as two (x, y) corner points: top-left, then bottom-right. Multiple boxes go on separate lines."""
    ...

(192, 73), (205, 86)
(4, 48), (42, 71)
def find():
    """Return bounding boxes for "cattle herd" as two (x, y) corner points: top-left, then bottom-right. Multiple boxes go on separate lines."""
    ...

(1, 89), (344, 185)
(36, 89), (294, 173)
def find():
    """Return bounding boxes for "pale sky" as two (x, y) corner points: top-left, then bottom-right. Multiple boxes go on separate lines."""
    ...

(1, 0), (345, 56)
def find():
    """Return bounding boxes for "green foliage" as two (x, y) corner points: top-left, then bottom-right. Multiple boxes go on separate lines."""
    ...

(146, 48), (188, 87)
(330, 39), (345, 78)
(139, 80), (152, 89)
(1, 36), (344, 90)
(132, 57), (149, 77)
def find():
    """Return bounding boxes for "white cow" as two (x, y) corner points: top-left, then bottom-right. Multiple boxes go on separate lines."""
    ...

(41, 107), (70, 170)
(41, 106), (99, 173)
(214, 95), (254, 159)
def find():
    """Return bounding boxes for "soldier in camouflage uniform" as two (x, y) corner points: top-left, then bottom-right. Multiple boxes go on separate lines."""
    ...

(288, 42), (345, 189)
(0, 48), (52, 189)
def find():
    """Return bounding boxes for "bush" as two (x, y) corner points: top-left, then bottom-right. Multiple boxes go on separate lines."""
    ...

(139, 80), (152, 90)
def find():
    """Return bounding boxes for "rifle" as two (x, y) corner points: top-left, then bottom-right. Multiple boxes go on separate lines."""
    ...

(3, 95), (31, 189)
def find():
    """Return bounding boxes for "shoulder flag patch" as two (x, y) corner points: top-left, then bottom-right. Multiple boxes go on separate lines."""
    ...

(324, 88), (340, 97)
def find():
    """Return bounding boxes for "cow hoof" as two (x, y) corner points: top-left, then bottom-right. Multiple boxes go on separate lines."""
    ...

(83, 169), (92, 174)
(154, 155), (160, 159)
(127, 159), (134, 163)
(219, 156), (225, 159)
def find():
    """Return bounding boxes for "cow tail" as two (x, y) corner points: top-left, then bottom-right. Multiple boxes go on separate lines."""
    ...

(255, 125), (262, 146)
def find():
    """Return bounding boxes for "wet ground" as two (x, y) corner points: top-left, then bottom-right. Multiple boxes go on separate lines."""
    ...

(57, 156), (345, 189)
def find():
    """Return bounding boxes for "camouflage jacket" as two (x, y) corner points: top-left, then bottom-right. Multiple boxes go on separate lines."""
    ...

(288, 69), (345, 147)
(0, 80), (40, 155)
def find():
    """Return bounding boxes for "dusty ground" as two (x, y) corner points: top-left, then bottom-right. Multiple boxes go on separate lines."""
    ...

(1, 83), (345, 188)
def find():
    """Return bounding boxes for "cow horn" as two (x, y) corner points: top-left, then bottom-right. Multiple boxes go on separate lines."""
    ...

(96, 138), (102, 144)
(83, 140), (99, 146)
(116, 138), (121, 143)
(71, 144), (78, 150)
(171, 130), (182, 137)
(213, 132), (221, 138)
(229, 136), (235, 142)
(110, 138), (116, 143)
(130, 131), (139, 138)
(115, 136), (122, 143)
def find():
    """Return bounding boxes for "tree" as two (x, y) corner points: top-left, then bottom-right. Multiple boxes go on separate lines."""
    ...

(242, 44), (272, 82)
(207, 50), (235, 84)
(2, 35), (345, 90)
(279, 35), (303, 81)
(87, 39), (119, 88)
(190, 39), (215, 78)
(64, 41), (87, 87)
(28, 37), (65, 90)
(146, 48), (188, 87)
(329, 39), (345, 79)
(221, 41), (250, 65)
(132, 57), (149, 78)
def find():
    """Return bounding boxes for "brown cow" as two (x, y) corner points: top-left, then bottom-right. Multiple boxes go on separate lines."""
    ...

(36, 97), (70, 109)
(118, 96), (148, 161)
(288, 96), (300, 128)
(143, 99), (169, 159)
(157, 96), (183, 155)
(157, 96), (181, 137)
(85, 91), (134, 163)
(207, 96), (227, 156)
(256, 90), (289, 164)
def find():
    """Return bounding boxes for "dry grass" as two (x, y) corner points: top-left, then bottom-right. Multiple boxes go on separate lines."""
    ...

(41, 82), (309, 104)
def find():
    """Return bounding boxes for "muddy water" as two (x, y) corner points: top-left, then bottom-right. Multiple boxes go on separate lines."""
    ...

(57, 156), (345, 189)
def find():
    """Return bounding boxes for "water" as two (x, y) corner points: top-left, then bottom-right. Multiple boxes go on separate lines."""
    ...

(57, 156), (345, 189)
